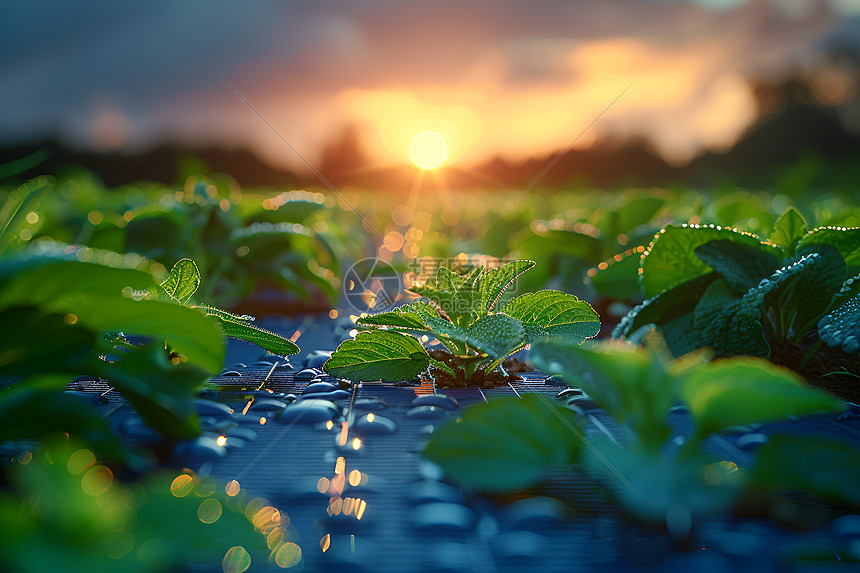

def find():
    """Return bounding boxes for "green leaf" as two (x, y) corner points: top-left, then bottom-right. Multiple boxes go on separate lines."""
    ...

(613, 273), (719, 339)
(476, 260), (535, 314)
(427, 356), (456, 378)
(0, 256), (154, 308)
(681, 358), (842, 440)
(423, 394), (581, 492)
(447, 266), (484, 324)
(531, 339), (676, 450)
(0, 378), (126, 460)
(1, 441), (267, 573)
(693, 278), (769, 357)
(589, 251), (642, 299)
(79, 300), (224, 374)
(652, 313), (704, 358)
(0, 176), (53, 255)
(124, 211), (185, 259)
(324, 330), (429, 382)
(356, 301), (441, 332)
(410, 263), (531, 326)
(160, 258), (200, 304)
(595, 195), (665, 238)
(818, 292), (860, 354)
(751, 436), (860, 507)
(693, 239), (780, 296)
(502, 290), (600, 344)
(0, 257), (224, 373)
(464, 313), (526, 359)
(0, 308), (96, 377)
(765, 247), (846, 340)
(437, 266), (469, 292)
(199, 305), (299, 356)
(407, 284), (460, 322)
(798, 226), (860, 273)
(770, 208), (808, 257)
(520, 227), (602, 260)
(581, 437), (741, 524)
(99, 343), (211, 439)
(641, 224), (777, 298)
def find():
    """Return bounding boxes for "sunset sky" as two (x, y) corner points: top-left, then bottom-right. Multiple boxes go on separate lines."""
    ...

(2, 0), (859, 172)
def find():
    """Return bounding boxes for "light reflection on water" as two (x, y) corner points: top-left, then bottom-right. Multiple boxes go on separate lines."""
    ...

(318, 421), (372, 559)
(216, 477), (302, 569)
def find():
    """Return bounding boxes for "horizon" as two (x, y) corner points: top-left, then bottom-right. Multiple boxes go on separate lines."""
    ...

(3, 0), (860, 180)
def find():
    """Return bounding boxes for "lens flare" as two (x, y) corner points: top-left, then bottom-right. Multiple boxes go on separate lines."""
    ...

(409, 130), (449, 169)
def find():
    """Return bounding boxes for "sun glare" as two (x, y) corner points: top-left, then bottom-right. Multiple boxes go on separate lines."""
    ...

(409, 130), (449, 169)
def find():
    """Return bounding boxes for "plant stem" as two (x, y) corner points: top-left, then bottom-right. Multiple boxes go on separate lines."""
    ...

(797, 338), (823, 371)
(763, 307), (779, 341)
(463, 360), (478, 382)
(793, 315), (820, 345)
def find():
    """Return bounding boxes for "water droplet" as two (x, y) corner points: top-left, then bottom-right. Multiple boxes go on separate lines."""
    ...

(279, 400), (338, 424)
(354, 414), (397, 436)
(411, 394), (459, 410)
(249, 398), (287, 413)
(406, 406), (448, 419)
(412, 502), (475, 532)
(295, 369), (324, 382)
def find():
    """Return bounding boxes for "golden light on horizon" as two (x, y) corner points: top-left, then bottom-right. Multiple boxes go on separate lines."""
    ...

(409, 130), (449, 169)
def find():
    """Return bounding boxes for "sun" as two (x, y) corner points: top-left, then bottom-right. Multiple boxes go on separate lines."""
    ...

(409, 130), (449, 170)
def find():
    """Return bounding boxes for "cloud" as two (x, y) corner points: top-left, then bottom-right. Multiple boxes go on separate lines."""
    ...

(0, 0), (853, 168)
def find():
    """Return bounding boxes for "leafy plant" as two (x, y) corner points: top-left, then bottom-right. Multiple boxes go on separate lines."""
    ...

(424, 393), (581, 492)
(0, 439), (273, 573)
(154, 258), (300, 357)
(613, 209), (860, 367)
(0, 249), (297, 463)
(512, 191), (668, 296)
(424, 336), (845, 523)
(323, 260), (600, 386)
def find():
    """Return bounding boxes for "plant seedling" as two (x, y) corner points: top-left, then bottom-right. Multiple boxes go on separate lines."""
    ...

(613, 209), (860, 372)
(153, 258), (300, 357)
(0, 251), (298, 451)
(324, 260), (600, 387)
(425, 335), (845, 522)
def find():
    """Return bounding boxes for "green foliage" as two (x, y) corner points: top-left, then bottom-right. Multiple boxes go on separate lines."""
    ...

(588, 250), (642, 299)
(639, 224), (781, 299)
(520, 191), (668, 298)
(99, 343), (214, 439)
(0, 174), (346, 309)
(201, 306), (300, 357)
(0, 252), (223, 444)
(580, 437), (742, 523)
(0, 377), (129, 462)
(0, 176), (54, 255)
(0, 253), (224, 372)
(324, 261), (600, 384)
(614, 212), (860, 360)
(0, 253), (301, 451)
(818, 291), (860, 354)
(423, 394), (581, 492)
(0, 440), (270, 573)
(323, 330), (431, 382)
(531, 338), (685, 452)
(158, 257), (199, 304)
(427, 337), (845, 522)
(157, 258), (299, 357)
(769, 208), (807, 257)
(681, 358), (841, 441)
(750, 436), (860, 508)
(502, 290), (601, 343)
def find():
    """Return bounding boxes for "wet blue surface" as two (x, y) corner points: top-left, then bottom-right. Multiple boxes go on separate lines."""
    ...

(61, 317), (860, 572)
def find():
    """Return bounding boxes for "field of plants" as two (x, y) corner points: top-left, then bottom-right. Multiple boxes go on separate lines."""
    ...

(2, 168), (860, 572)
